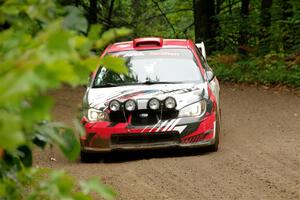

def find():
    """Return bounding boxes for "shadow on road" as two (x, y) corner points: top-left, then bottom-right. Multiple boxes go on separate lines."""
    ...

(81, 147), (213, 163)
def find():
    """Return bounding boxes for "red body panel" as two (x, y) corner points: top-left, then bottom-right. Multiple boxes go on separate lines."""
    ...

(82, 114), (215, 147)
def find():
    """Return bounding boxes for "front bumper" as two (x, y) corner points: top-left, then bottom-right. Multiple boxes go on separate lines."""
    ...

(80, 113), (216, 152)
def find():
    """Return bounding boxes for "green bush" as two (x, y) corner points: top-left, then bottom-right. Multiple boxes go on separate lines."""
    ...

(209, 53), (300, 87)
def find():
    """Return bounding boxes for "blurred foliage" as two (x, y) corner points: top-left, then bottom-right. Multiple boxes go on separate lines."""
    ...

(0, 167), (116, 200)
(64, 0), (299, 54)
(0, 0), (130, 199)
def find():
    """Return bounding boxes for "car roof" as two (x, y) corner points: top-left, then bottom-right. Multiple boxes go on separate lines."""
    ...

(107, 38), (193, 53)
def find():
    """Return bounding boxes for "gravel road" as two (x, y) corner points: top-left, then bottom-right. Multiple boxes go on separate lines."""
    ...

(34, 83), (300, 200)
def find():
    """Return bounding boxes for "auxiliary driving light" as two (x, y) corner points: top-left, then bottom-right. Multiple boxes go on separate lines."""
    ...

(109, 100), (120, 111)
(125, 99), (136, 111)
(165, 97), (176, 109)
(148, 98), (160, 110)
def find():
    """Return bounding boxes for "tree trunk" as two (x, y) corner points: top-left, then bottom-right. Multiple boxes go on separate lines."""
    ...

(278, 0), (293, 50)
(88, 0), (97, 25)
(238, 0), (250, 55)
(259, 0), (272, 53)
(193, 0), (217, 52)
(106, 0), (115, 29)
(228, 0), (232, 15)
(215, 0), (222, 50)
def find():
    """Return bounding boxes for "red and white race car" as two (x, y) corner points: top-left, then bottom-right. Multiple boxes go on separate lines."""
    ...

(80, 37), (221, 162)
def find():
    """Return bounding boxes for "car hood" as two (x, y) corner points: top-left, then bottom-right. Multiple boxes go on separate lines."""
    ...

(85, 82), (208, 110)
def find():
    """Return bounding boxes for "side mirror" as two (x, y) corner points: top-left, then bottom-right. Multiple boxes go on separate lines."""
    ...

(206, 70), (214, 82)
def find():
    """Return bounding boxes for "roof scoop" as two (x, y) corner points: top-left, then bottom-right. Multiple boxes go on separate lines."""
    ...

(133, 37), (163, 48)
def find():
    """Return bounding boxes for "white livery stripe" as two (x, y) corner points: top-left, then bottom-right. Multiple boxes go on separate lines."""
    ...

(162, 119), (176, 132)
(141, 126), (149, 133)
(167, 118), (181, 131)
(149, 120), (161, 132)
(156, 120), (168, 132)
(173, 125), (187, 134)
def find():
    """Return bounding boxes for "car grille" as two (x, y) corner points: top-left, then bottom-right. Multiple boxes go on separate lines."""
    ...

(109, 111), (129, 123)
(131, 110), (158, 125)
(109, 109), (179, 126)
(111, 132), (179, 145)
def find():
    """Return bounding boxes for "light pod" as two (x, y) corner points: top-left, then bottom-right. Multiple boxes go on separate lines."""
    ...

(109, 100), (120, 111)
(124, 99), (136, 111)
(148, 98), (160, 110)
(165, 97), (176, 109)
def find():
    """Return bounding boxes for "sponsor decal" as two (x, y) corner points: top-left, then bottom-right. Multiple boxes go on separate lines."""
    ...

(139, 113), (149, 118)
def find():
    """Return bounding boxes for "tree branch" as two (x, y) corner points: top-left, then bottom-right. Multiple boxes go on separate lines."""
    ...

(140, 8), (192, 23)
(183, 22), (194, 38)
(152, 0), (178, 37)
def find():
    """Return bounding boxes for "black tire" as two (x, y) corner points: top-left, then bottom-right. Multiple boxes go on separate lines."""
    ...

(206, 111), (220, 152)
(80, 151), (98, 163)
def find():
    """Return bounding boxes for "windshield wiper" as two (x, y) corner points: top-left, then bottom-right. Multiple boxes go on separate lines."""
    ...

(93, 81), (183, 88)
(139, 81), (182, 85)
(93, 83), (117, 88)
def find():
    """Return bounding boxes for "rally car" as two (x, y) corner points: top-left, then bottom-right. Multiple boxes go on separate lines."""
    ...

(80, 37), (221, 162)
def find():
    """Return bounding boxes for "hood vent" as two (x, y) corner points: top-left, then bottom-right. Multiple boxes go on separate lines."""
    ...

(133, 37), (163, 48)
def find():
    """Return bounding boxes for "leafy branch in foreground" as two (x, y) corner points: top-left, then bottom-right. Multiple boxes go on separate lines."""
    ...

(0, 0), (130, 199)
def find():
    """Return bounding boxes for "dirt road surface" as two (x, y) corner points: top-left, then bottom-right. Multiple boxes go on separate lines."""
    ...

(34, 83), (300, 200)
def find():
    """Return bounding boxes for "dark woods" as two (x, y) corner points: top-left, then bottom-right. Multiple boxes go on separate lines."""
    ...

(59, 0), (299, 56)
(29, 0), (300, 86)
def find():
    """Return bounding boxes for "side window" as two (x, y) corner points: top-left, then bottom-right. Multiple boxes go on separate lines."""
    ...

(194, 45), (212, 72)
(202, 56), (212, 72)
(193, 44), (215, 82)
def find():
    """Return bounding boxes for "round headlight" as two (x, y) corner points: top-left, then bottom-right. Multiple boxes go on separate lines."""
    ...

(165, 97), (176, 109)
(88, 108), (109, 122)
(109, 100), (120, 111)
(125, 99), (136, 111)
(149, 98), (160, 110)
(89, 110), (99, 120)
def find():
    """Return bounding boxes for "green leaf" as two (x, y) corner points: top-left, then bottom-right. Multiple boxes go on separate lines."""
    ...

(94, 28), (131, 49)
(0, 183), (6, 197)
(35, 122), (66, 147)
(21, 95), (53, 127)
(72, 192), (93, 200)
(50, 171), (74, 195)
(0, 110), (24, 150)
(100, 56), (128, 74)
(88, 24), (103, 41)
(73, 119), (85, 138)
(80, 177), (117, 200)
(59, 128), (80, 161)
(63, 6), (88, 33)
(81, 56), (101, 71)
(47, 30), (70, 52)
(46, 60), (79, 85)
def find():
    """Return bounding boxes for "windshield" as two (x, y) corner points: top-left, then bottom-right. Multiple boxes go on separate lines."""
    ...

(93, 48), (203, 87)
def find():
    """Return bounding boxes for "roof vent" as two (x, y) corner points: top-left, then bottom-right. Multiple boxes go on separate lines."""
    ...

(133, 37), (163, 48)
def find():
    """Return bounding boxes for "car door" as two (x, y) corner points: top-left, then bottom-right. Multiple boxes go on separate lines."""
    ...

(201, 56), (220, 108)
(193, 44), (220, 107)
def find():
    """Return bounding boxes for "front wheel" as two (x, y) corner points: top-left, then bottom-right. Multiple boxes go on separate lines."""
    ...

(206, 112), (220, 152)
